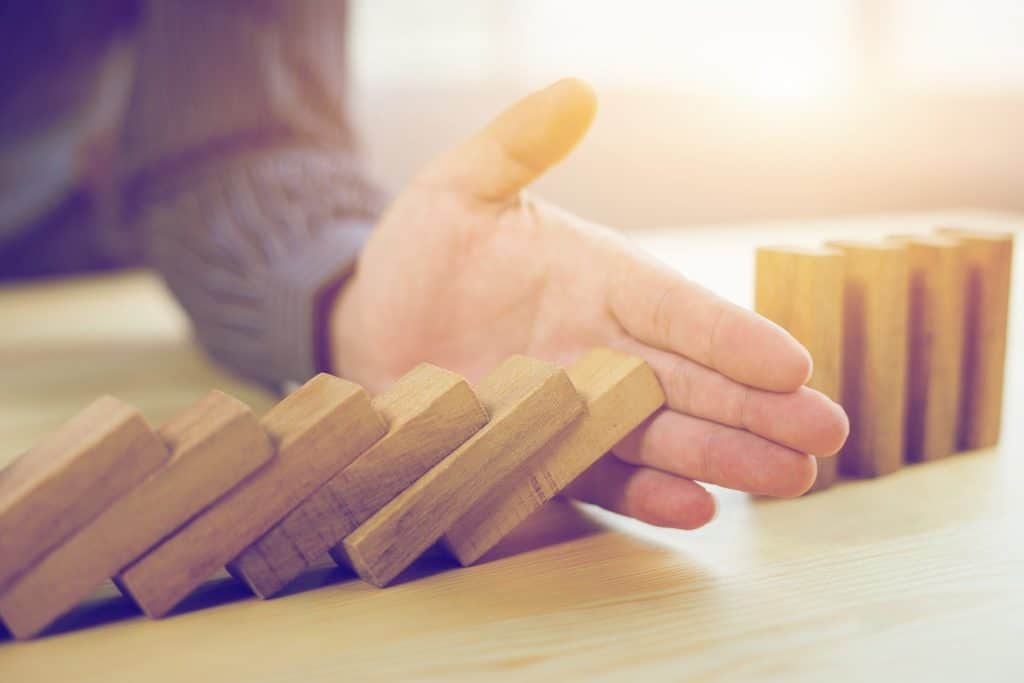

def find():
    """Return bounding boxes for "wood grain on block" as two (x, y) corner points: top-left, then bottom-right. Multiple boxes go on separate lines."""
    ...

(825, 240), (909, 478)
(229, 364), (488, 598)
(754, 246), (844, 491)
(0, 396), (167, 593)
(887, 236), (967, 462)
(443, 349), (664, 566)
(935, 228), (1015, 450)
(0, 392), (272, 638)
(338, 356), (584, 587)
(117, 374), (385, 617)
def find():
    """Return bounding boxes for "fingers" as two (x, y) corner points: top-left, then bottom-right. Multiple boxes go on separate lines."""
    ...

(616, 410), (819, 498)
(609, 254), (812, 392)
(626, 343), (849, 457)
(415, 78), (598, 202)
(566, 455), (717, 530)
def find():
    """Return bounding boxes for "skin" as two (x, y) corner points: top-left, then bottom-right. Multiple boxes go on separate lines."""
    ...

(331, 78), (849, 530)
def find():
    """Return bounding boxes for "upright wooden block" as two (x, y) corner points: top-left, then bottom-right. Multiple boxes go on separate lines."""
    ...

(443, 349), (664, 566)
(754, 246), (844, 491)
(117, 374), (386, 617)
(338, 356), (584, 587)
(936, 228), (1015, 450)
(228, 364), (488, 598)
(0, 396), (168, 593)
(825, 240), (909, 478)
(0, 392), (272, 638)
(887, 235), (967, 462)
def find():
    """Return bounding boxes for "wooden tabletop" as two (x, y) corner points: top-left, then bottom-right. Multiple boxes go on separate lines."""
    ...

(1, 211), (1021, 682)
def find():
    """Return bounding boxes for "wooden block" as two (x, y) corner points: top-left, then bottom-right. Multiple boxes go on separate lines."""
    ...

(338, 356), (584, 587)
(0, 396), (168, 593)
(117, 374), (386, 617)
(824, 240), (909, 478)
(935, 228), (1015, 449)
(886, 235), (967, 462)
(0, 391), (272, 638)
(442, 348), (664, 566)
(754, 246), (844, 491)
(228, 364), (488, 598)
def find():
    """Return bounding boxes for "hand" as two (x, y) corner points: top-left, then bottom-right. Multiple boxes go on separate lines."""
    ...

(330, 79), (849, 529)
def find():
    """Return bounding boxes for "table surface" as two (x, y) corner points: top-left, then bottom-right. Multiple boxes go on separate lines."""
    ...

(0, 210), (1021, 682)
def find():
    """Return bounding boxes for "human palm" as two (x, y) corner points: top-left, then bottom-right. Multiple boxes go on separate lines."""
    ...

(331, 79), (848, 529)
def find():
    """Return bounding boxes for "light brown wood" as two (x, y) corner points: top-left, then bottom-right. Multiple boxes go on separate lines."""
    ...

(229, 364), (488, 598)
(886, 235), (967, 461)
(0, 211), (1020, 682)
(339, 356), (584, 587)
(754, 246), (844, 490)
(825, 240), (909, 478)
(936, 228), (1015, 450)
(117, 374), (385, 617)
(0, 396), (168, 593)
(443, 348), (664, 565)
(0, 391), (273, 638)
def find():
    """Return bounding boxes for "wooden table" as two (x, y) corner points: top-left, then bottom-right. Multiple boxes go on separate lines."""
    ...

(1, 211), (1021, 682)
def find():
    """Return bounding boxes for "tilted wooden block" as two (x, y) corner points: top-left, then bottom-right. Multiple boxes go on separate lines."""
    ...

(228, 364), (488, 598)
(338, 356), (584, 587)
(825, 240), (909, 478)
(887, 235), (967, 462)
(443, 348), (664, 566)
(754, 246), (844, 491)
(117, 374), (385, 617)
(0, 396), (168, 593)
(935, 228), (1015, 450)
(0, 391), (273, 638)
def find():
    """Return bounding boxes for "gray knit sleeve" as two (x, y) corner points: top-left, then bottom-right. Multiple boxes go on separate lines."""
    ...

(133, 146), (383, 389)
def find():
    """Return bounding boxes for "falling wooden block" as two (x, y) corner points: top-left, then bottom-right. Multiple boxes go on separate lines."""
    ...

(442, 348), (664, 566)
(825, 240), (909, 478)
(754, 246), (844, 491)
(0, 396), (168, 594)
(338, 356), (584, 587)
(0, 391), (272, 638)
(117, 374), (386, 617)
(935, 228), (1015, 450)
(228, 364), (488, 598)
(886, 235), (967, 462)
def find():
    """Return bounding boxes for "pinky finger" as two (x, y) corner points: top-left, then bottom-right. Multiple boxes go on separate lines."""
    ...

(565, 455), (717, 530)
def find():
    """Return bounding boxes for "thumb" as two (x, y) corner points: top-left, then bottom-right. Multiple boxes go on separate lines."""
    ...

(417, 78), (598, 202)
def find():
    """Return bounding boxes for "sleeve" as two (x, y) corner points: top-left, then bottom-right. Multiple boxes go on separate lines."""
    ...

(119, 0), (382, 390)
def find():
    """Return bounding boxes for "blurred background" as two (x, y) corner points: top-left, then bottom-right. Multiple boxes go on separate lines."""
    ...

(350, 0), (1024, 229)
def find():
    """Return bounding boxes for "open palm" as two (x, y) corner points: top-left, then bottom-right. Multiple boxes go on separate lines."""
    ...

(330, 79), (849, 529)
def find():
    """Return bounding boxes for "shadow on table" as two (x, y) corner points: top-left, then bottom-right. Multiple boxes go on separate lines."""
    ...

(0, 500), (605, 642)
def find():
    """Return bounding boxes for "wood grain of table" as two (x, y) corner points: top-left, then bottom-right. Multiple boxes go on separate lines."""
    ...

(0, 211), (1020, 682)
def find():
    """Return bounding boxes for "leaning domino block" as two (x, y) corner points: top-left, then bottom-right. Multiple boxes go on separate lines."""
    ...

(886, 235), (967, 462)
(337, 355), (585, 587)
(825, 240), (909, 478)
(935, 228), (1014, 450)
(754, 246), (844, 491)
(228, 364), (488, 598)
(443, 348), (664, 566)
(0, 397), (168, 593)
(117, 374), (385, 617)
(0, 392), (272, 638)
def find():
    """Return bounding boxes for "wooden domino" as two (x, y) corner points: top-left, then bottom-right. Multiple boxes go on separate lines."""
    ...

(117, 374), (385, 617)
(228, 364), (488, 598)
(754, 246), (844, 491)
(825, 240), (909, 478)
(443, 348), (664, 566)
(0, 391), (273, 638)
(935, 228), (1014, 450)
(886, 235), (967, 462)
(0, 396), (168, 593)
(337, 355), (584, 587)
